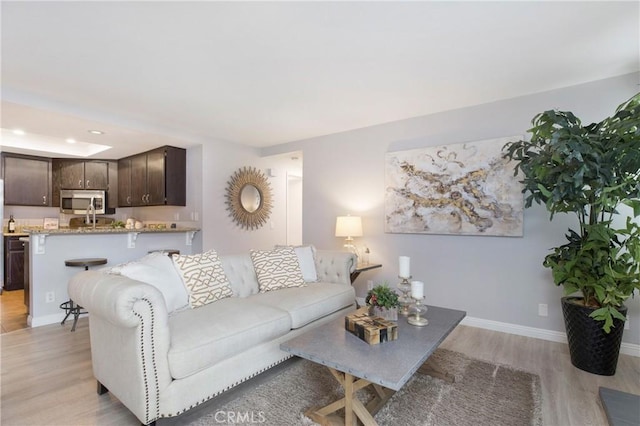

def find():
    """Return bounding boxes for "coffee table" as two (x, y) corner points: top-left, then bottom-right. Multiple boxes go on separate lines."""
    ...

(280, 305), (466, 425)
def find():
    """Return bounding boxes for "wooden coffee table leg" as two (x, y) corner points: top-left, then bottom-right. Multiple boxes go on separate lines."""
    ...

(418, 358), (455, 383)
(305, 367), (394, 426)
(365, 384), (395, 416)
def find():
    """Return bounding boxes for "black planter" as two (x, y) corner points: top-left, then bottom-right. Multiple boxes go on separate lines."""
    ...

(561, 296), (627, 376)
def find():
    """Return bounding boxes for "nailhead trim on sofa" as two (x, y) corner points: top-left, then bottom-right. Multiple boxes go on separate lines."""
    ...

(159, 355), (293, 419)
(134, 298), (160, 425)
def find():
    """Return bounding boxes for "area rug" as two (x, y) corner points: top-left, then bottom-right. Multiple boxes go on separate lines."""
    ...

(188, 348), (542, 426)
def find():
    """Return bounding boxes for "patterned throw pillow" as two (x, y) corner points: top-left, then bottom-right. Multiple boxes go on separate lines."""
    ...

(172, 250), (233, 308)
(250, 247), (306, 293)
(275, 244), (318, 283)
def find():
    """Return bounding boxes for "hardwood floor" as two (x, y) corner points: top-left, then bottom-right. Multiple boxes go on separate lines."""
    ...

(1, 319), (638, 425)
(0, 290), (28, 334)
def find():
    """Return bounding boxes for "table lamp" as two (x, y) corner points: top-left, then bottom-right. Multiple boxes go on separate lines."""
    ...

(335, 215), (363, 255)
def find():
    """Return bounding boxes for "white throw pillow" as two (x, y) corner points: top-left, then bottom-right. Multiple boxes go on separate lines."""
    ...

(172, 250), (233, 308)
(251, 247), (306, 293)
(276, 244), (318, 282)
(118, 252), (189, 313)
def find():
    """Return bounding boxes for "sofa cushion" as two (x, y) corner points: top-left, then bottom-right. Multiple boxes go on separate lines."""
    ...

(172, 250), (233, 308)
(250, 247), (306, 293)
(249, 283), (355, 329)
(220, 253), (260, 297)
(118, 252), (189, 313)
(167, 297), (291, 379)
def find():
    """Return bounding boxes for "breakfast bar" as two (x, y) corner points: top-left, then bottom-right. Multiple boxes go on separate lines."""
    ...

(23, 226), (199, 327)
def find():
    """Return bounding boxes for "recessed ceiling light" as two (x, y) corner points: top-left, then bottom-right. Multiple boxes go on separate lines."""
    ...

(66, 138), (76, 144)
(88, 130), (104, 135)
(13, 129), (25, 136)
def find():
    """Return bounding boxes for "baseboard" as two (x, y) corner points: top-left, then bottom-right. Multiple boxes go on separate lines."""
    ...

(28, 312), (67, 328)
(461, 316), (640, 358)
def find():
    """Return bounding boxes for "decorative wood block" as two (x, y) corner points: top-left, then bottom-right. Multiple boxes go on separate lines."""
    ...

(345, 307), (398, 345)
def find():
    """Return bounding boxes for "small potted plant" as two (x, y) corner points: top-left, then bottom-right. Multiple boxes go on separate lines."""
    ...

(366, 284), (400, 321)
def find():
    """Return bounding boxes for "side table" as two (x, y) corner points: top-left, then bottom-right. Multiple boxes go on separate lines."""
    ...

(350, 263), (382, 284)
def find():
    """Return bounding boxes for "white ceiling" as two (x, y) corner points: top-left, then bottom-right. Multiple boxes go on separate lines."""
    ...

(1, 1), (639, 159)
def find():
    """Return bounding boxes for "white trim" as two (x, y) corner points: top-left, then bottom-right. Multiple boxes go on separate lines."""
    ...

(28, 312), (87, 328)
(461, 316), (640, 358)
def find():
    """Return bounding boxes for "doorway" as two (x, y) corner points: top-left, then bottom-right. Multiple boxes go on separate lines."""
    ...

(286, 173), (302, 246)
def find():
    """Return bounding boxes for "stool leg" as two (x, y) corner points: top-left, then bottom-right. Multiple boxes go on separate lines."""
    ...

(71, 311), (79, 332)
(60, 300), (82, 331)
(60, 300), (73, 325)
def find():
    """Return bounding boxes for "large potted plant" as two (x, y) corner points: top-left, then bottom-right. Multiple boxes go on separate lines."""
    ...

(502, 93), (640, 375)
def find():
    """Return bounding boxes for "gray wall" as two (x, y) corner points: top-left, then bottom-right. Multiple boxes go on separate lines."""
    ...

(264, 72), (640, 345)
(198, 138), (302, 255)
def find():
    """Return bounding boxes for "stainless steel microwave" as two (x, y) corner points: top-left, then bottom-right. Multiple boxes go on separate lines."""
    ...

(60, 189), (114, 214)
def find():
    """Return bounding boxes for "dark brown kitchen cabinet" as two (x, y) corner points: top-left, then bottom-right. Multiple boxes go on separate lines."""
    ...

(52, 159), (112, 207)
(83, 161), (109, 189)
(23, 239), (30, 312)
(107, 161), (118, 209)
(55, 160), (84, 189)
(4, 236), (25, 291)
(118, 146), (186, 207)
(117, 157), (133, 206)
(2, 153), (51, 206)
(53, 159), (108, 189)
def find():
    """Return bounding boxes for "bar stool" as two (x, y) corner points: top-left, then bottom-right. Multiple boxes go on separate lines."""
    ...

(61, 257), (107, 331)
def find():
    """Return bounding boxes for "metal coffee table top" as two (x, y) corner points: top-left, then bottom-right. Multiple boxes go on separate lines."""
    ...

(280, 305), (466, 391)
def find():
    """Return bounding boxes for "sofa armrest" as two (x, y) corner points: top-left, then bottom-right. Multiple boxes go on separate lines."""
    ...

(314, 250), (357, 285)
(68, 270), (172, 425)
(69, 270), (169, 328)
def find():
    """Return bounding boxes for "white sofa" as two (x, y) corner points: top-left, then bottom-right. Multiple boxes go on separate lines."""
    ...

(68, 248), (356, 425)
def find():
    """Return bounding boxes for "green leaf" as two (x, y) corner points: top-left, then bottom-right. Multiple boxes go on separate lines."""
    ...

(537, 184), (552, 198)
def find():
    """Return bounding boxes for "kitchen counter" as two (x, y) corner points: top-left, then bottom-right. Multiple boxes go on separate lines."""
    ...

(3, 232), (29, 237)
(22, 226), (199, 235)
(23, 227), (201, 328)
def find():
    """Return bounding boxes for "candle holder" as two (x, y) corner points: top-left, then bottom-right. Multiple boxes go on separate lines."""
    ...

(397, 276), (412, 316)
(407, 296), (429, 326)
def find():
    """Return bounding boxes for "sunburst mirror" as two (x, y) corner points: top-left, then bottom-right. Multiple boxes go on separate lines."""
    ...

(226, 166), (273, 230)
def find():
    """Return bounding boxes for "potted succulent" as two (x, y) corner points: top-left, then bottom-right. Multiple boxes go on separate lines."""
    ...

(366, 284), (400, 321)
(502, 93), (640, 375)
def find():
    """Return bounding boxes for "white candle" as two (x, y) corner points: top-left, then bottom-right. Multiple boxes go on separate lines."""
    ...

(399, 256), (410, 278)
(411, 281), (424, 299)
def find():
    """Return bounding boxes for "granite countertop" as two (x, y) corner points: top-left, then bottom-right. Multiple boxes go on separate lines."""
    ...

(3, 232), (30, 237)
(21, 227), (199, 235)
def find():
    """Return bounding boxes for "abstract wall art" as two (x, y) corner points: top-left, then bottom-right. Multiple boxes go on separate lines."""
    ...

(385, 136), (524, 237)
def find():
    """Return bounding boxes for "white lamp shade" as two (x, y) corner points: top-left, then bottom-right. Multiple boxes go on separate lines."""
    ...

(335, 216), (363, 238)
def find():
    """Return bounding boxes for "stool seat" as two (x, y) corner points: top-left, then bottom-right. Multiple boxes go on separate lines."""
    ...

(64, 258), (108, 269)
(62, 257), (108, 331)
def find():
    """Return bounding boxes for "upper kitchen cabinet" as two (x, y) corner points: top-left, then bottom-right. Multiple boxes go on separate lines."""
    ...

(52, 159), (114, 208)
(118, 146), (186, 207)
(118, 157), (133, 206)
(2, 153), (52, 206)
(54, 159), (109, 190)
